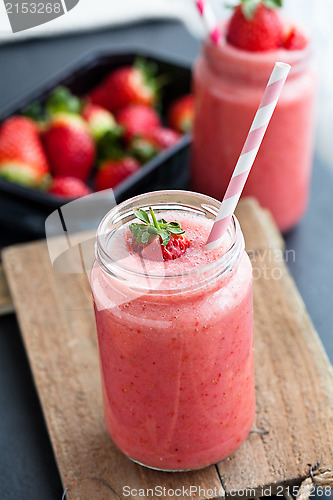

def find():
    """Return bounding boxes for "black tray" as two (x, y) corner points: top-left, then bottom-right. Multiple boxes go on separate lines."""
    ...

(0, 46), (192, 238)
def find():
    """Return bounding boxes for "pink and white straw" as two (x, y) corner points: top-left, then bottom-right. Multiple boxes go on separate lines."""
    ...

(195, 0), (221, 45)
(206, 62), (291, 250)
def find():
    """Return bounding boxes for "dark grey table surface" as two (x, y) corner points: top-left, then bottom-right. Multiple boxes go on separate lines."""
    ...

(0, 19), (332, 500)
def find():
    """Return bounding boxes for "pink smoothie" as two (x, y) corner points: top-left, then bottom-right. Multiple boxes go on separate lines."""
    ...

(91, 209), (255, 470)
(191, 33), (316, 232)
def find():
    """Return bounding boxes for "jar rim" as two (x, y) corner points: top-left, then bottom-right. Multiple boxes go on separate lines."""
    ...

(95, 190), (244, 285)
(202, 26), (312, 82)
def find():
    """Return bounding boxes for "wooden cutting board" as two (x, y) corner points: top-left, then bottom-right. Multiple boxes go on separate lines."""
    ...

(2, 198), (333, 500)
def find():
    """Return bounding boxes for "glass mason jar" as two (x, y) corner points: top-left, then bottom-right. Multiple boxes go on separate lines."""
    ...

(191, 38), (317, 232)
(90, 190), (255, 471)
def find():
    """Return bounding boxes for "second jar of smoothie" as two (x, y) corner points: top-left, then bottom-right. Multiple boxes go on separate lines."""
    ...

(191, 27), (316, 232)
(90, 190), (255, 471)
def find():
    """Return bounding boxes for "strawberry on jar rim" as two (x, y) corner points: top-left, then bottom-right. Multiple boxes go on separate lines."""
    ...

(226, 0), (283, 52)
(0, 116), (50, 188)
(44, 113), (95, 181)
(283, 26), (308, 50)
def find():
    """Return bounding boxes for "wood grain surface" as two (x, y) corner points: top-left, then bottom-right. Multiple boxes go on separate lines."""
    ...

(2, 198), (333, 499)
(0, 264), (14, 315)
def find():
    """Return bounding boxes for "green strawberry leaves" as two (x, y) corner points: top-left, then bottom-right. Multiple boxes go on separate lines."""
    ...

(130, 207), (185, 247)
(241, 0), (259, 19)
(96, 127), (126, 164)
(135, 209), (150, 224)
(237, 0), (282, 20)
(22, 102), (45, 122)
(134, 57), (169, 111)
(130, 137), (159, 163)
(46, 86), (82, 116)
(263, 0), (282, 9)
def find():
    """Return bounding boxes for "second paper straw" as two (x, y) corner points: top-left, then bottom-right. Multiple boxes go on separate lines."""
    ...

(206, 61), (291, 250)
(195, 0), (221, 45)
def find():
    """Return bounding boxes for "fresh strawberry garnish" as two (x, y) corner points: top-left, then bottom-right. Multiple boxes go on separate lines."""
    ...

(283, 27), (308, 50)
(115, 104), (160, 142)
(44, 113), (95, 181)
(95, 157), (140, 191)
(89, 59), (159, 112)
(129, 207), (189, 261)
(226, 1), (283, 52)
(48, 176), (92, 198)
(167, 95), (194, 133)
(0, 116), (50, 187)
(82, 104), (122, 141)
(130, 126), (181, 162)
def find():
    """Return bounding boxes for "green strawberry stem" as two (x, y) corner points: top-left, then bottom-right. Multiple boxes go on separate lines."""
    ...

(134, 57), (169, 107)
(149, 206), (161, 230)
(96, 127), (125, 163)
(46, 86), (82, 117)
(130, 207), (185, 247)
(228, 0), (283, 20)
(22, 102), (45, 122)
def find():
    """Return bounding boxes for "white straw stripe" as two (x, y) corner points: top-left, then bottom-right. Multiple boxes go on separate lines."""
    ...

(267, 62), (291, 85)
(206, 236), (225, 251)
(250, 102), (277, 132)
(203, 1), (218, 32)
(232, 149), (260, 177)
(214, 194), (240, 222)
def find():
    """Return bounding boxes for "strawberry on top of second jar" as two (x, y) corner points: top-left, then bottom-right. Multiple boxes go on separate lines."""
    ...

(226, 0), (283, 52)
(226, 0), (309, 52)
(129, 207), (189, 261)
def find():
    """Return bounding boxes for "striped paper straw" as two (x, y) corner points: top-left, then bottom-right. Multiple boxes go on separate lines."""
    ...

(206, 62), (291, 250)
(195, 0), (221, 45)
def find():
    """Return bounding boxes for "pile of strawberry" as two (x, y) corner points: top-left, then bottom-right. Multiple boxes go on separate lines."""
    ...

(226, 0), (308, 52)
(0, 59), (194, 198)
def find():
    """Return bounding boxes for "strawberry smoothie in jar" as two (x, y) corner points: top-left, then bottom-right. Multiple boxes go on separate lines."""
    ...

(191, 1), (317, 232)
(90, 190), (255, 471)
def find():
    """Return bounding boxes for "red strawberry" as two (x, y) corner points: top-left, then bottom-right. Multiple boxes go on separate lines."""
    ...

(0, 116), (50, 187)
(89, 61), (158, 112)
(132, 233), (190, 261)
(161, 233), (189, 260)
(82, 104), (119, 141)
(226, 3), (283, 52)
(49, 176), (92, 198)
(44, 113), (95, 181)
(116, 104), (160, 142)
(95, 157), (140, 191)
(129, 207), (190, 261)
(167, 95), (194, 133)
(283, 27), (308, 51)
(146, 127), (181, 149)
(130, 127), (181, 162)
